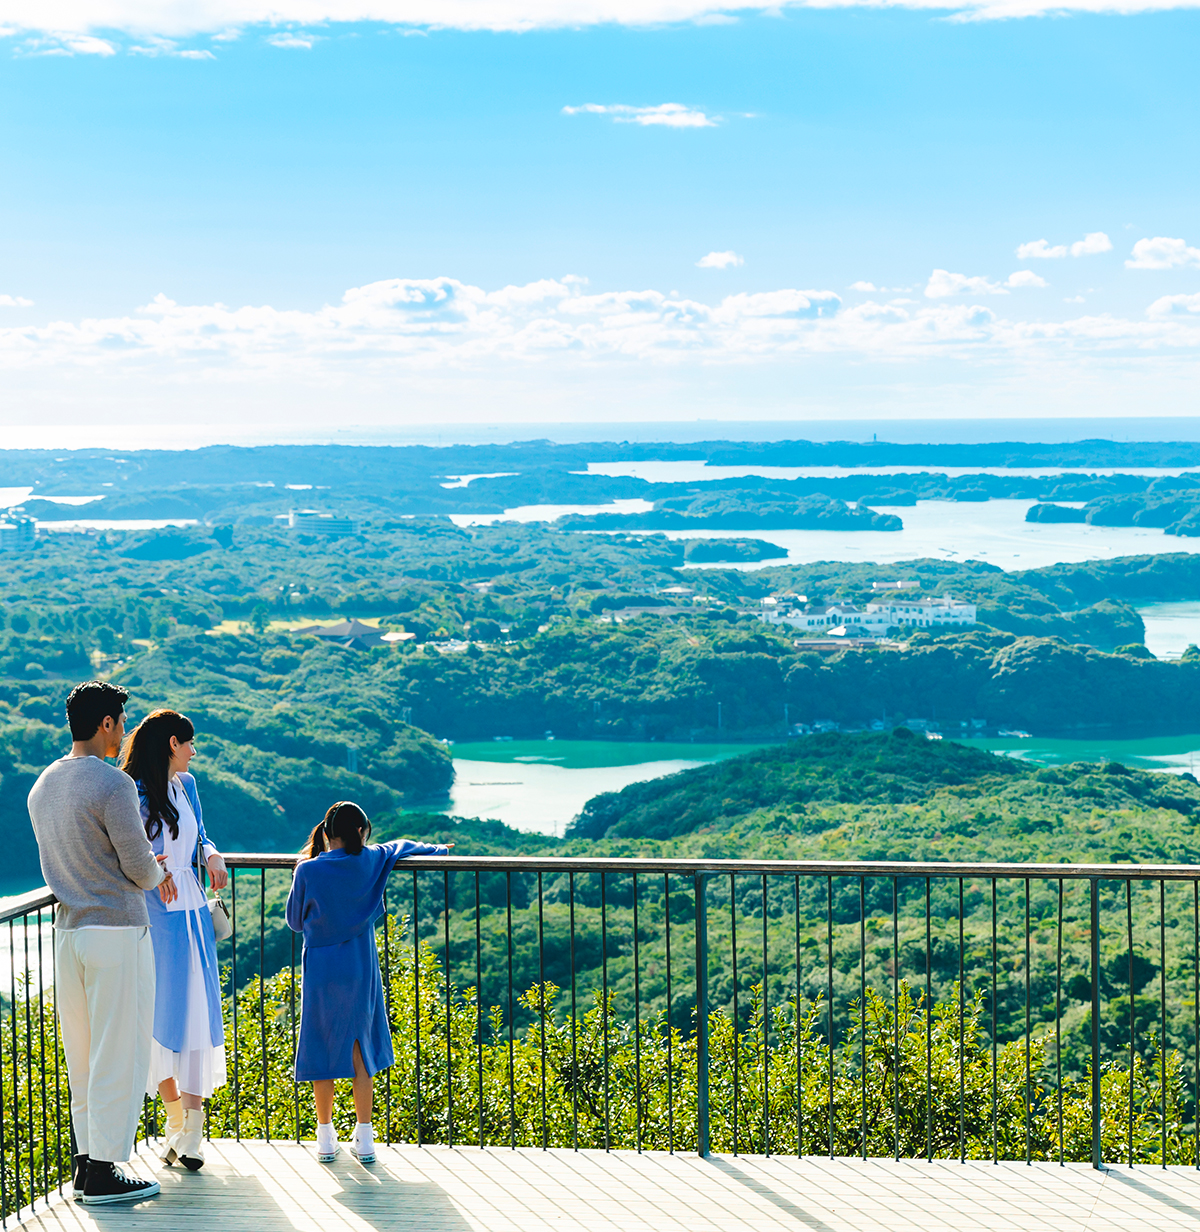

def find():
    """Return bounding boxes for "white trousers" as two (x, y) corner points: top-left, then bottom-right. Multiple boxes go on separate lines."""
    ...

(55, 927), (155, 1164)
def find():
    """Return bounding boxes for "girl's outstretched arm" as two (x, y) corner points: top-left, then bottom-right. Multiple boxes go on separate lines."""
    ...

(384, 839), (453, 870)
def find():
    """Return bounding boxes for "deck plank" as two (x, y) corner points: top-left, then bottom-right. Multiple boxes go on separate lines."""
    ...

(13, 1140), (1200, 1231)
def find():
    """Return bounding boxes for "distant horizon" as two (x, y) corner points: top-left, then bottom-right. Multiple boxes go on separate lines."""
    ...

(4, 416), (1200, 452)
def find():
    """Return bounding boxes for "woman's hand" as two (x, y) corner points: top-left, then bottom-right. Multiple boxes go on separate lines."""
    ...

(206, 852), (228, 891)
(157, 856), (178, 904)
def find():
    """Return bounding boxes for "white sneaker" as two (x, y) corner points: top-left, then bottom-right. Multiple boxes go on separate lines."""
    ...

(349, 1124), (375, 1164)
(315, 1125), (339, 1164)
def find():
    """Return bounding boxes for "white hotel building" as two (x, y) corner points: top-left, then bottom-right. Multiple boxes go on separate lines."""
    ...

(760, 594), (976, 636)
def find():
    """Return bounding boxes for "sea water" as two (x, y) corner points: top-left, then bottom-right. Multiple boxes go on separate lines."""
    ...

(445, 740), (769, 835)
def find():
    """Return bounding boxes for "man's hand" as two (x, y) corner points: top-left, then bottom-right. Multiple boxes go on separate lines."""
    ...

(206, 852), (228, 891)
(156, 855), (178, 904)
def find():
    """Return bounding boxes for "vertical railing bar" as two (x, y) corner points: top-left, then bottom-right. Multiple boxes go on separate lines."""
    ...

(1160, 878), (1167, 1169)
(991, 877), (997, 1165)
(762, 872), (769, 1158)
(22, 917), (32, 1209)
(892, 875), (899, 1163)
(1, 920), (9, 1227)
(383, 886), (391, 1147)
(731, 873), (739, 1157)
(1024, 876), (1031, 1166)
(794, 874), (801, 1159)
(859, 876), (866, 1161)
(11, 920), (20, 1215)
(665, 872), (673, 1155)
(695, 872), (710, 1159)
(1090, 877), (1102, 1171)
(231, 868), (240, 1142)
(827, 875), (834, 1160)
(931, 877), (941, 1163)
(1057, 878), (1063, 1167)
(537, 871), (546, 1151)
(569, 871), (578, 1152)
(290, 928), (298, 1143)
(474, 872), (483, 1150)
(506, 870), (514, 1150)
(958, 877), (965, 1165)
(601, 871), (610, 1151)
(415, 870), (423, 1147)
(52, 903), (62, 1197)
(260, 867), (268, 1143)
(1128, 880), (1135, 1168)
(0, 921), (6, 1227)
(445, 869), (454, 1151)
(37, 912), (46, 1201)
(633, 871), (642, 1154)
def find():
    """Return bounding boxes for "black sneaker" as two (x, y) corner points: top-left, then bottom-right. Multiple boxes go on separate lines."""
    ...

(81, 1161), (161, 1205)
(71, 1154), (89, 1200)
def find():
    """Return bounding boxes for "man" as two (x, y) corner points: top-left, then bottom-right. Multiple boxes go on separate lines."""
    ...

(27, 681), (176, 1205)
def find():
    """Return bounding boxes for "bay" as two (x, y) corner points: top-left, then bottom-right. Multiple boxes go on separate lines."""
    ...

(1139, 602), (1200, 660)
(444, 739), (771, 835)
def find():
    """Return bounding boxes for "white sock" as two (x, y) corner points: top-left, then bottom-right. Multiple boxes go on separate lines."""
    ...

(316, 1122), (337, 1149)
(354, 1122), (373, 1143)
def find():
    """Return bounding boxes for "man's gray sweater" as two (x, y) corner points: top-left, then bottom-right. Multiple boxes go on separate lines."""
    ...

(28, 755), (164, 930)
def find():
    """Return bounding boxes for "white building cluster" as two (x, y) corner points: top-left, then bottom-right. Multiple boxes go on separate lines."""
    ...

(760, 593), (976, 637)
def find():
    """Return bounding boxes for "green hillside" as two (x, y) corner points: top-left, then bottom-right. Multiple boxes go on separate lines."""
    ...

(567, 727), (1200, 860)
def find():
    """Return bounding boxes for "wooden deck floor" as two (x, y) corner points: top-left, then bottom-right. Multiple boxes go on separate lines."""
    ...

(17, 1139), (1200, 1231)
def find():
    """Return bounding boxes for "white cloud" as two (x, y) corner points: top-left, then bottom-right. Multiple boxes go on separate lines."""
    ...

(849, 281), (876, 292)
(1064, 295), (1086, 303)
(1127, 236), (1200, 270)
(267, 32), (315, 47)
(925, 269), (1006, 298)
(1071, 231), (1112, 256)
(129, 35), (215, 56)
(563, 103), (716, 128)
(1, 1), (1200, 36)
(0, 295), (32, 307)
(1016, 232), (1113, 261)
(16, 31), (116, 55)
(1147, 292), (1200, 318)
(1005, 270), (1047, 289)
(697, 251), (743, 269)
(7, 272), (1200, 391)
(1016, 239), (1067, 260)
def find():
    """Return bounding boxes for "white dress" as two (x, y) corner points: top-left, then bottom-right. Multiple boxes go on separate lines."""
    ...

(145, 778), (228, 1098)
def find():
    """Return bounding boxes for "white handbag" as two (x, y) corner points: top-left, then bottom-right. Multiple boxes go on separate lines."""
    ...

(196, 834), (233, 942)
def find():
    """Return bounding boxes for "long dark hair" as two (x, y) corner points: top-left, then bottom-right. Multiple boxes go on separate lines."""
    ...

(120, 709), (195, 842)
(303, 801), (371, 859)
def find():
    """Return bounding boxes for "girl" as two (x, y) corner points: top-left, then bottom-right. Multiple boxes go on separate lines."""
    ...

(286, 801), (451, 1163)
(120, 709), (228, 1172)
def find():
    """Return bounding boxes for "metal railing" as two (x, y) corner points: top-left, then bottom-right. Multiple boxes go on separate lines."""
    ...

(2, 853), (1200, 1222)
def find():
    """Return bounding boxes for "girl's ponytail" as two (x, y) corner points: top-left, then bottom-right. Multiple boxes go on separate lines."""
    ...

(301, 801), (370, 859)
(303, 821), (327, 860)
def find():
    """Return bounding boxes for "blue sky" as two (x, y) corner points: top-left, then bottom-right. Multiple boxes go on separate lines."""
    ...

(1, 5), (1198, 442)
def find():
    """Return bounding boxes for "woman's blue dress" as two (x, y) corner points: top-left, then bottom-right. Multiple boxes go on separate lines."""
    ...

(286, 839), (448, 1082)
(138, 773), (226, 1097)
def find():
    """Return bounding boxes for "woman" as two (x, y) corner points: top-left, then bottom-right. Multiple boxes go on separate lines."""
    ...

(121, 709), (227, 1172)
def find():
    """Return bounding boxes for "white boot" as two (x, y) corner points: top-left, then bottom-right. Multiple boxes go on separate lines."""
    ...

(168, 1107), (206, 1172)
(315, 1122), (339, 1163)
(349, 1123), (375, 1164)
(159, 1099), (184, 1164)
